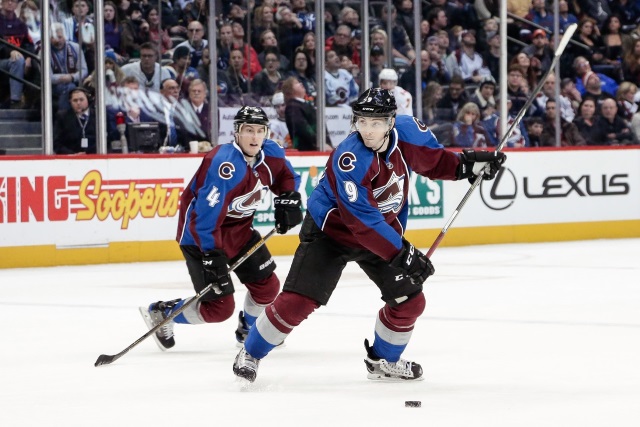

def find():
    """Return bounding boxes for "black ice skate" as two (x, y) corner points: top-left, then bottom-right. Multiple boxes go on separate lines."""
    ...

(139, 299), (180, 351)
(235, 311), (250, 345)
(233, 347), (260, 383)
(363, 339), (424, 381)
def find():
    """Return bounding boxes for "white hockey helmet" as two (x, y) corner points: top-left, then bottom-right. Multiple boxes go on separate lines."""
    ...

(378, 68), (398, 82)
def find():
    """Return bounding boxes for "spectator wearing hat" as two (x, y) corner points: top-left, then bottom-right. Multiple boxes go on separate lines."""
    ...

(269, 92), (291, 148)
(120, 2), (146, 59)
(582, 71), (615, 108)
(445, 29), (492, 85)
(521, 29), (554, 72)
(165, 45), (199, 100)
(469, 76), (496, 119)
(379, 68), (412, 116)
(369, 45), (386, 89)
(572, 56), (619, 97)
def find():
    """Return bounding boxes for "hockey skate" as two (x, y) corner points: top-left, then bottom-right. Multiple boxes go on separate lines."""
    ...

(139, 299), (180, 351)
(233, 347), (260, 383)
(363, 339), (424, 381)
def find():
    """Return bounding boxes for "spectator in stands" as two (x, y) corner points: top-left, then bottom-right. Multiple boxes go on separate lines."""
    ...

(583, 71), (615, 106)
(399, 48), (448, 105)
(521, 29), (553, 73)
(622, 38), (640, 83)
(291, 0), (316, 33)
(0, 0), (33, 109)
(631, 109), (640, 142)
(524, 0), (554, 32)
(426, 7), (447, 39)
(506, 65), (530, 117)
(184, 0), (208, 28)
(482, 97), (530, 148)
(122, 42), (170, 93)
(229, 20), (262, 79)
(257, 30), (289, 70)
(511, 52), (541, 93)
(159, 77), (184, 150)
(165, 45), (199, 99)
(177, 20), (208, 69)
(287, 49), (316, 102)
(573, 56), (618, 97)
(103, 1), (126, 64)
(569, 17), (607, 72)
(396, 0), (416, 42)
(50, 22), (88, 112)
(419, 18), (431, 49)
(451, 102), (492, 148)
(18, 0), (40, 48)
(428, 0), (476, 29)
(251, 47), (284, 103)
(160, 0), (188, 38)
(425, 34), (442, 59)
(275, 5), (307, 61)
(120, 3), (148, 59)
(197, 48), (239, 107)
(592, 97), (638, 145)
(53, 88), (99, 154)
(269, 92), (291, 148)
(601, 14), (630, 81)
(540, 98), (586, 146)
(526, 117), (543, 147)
(83, 55), (124, 96)
(140, 6), (173, 57)
(436, 75), (468, 122)
(615, 81), (639, 124)
(482, 30), (501, 84)
(338, 6), (359, 31)
(216, 22), (233, 71)
(282, 76), (319, 151)
(375, 5), (416, 64)
(469, 76), (496, 119)
(225, 47), (249, 96)
(63, 0), (95, 72)
(573, 97), (598, 142)
(476, 17), (498, 55)
(251, 5), (278, 52)
(369, 45), (386, 89)
(561, 77), (582, 113)
(422, 81), (443, 126)
(610, 0), (640, 30)
(299, 31), (316, 68)
(325, 24), (360, 69)
(558, 1), (579, 32)
(378, 68), (412, 116)
(176, 78), (210, 145)
(324, 49), (359, 107)
(577, 0), (612, 27)
(445, 30), (491, 85)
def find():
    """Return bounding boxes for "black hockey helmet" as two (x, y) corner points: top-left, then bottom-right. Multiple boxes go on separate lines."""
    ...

(233, 106), (269, 132)
(352, 88), (397, 119)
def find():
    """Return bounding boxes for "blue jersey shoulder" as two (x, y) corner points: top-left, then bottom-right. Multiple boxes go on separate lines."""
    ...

(394, 115), (443, 149)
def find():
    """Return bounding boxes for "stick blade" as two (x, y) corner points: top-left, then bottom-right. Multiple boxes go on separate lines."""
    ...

(94, 354), (117, 367)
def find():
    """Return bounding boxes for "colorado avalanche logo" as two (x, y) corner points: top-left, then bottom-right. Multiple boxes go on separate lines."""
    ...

(373, 172), (405, 214)
(219, 162), (235, 179)
(228, 181), (268, 218)
(338, 152), (357, 172)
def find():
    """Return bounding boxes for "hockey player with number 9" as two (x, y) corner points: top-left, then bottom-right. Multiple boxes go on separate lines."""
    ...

(233, 88), (506, 383)
(139, 106), (302, 351)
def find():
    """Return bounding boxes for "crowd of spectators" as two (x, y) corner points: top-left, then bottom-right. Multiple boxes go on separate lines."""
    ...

(1, 0), (640, 153)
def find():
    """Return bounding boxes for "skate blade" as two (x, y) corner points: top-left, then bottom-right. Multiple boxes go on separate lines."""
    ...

(138, 306), (169, 352)
(366, 372), (425, 382)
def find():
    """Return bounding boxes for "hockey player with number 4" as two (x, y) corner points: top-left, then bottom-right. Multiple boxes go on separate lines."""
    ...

(233, 88), (506, 383)
(139, 106), (302, 351)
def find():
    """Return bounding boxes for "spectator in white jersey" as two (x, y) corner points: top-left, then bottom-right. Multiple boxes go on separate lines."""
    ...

(378, 68), (412, 116)
(324, 48), (359, 107)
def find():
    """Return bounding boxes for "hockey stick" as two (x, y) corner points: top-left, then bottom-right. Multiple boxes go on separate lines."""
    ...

(426, 23), (577, 258)
(95, 227), (279, 367)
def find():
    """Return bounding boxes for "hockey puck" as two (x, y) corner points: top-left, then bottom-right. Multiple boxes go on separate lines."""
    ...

(405, 401), (421, 408)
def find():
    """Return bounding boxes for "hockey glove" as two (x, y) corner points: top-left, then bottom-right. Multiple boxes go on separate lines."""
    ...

(456, 149), (506, 184)
(202, 250), (233, 297)
(274, 191), (303, 234)
(390, 239), (435, 286)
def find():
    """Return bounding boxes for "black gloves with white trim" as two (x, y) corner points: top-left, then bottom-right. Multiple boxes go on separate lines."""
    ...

(274, 191), (303, 234)
(456, 149), (507, 184)
(202, 250), (233, 297)
(390, 239), (435, 286)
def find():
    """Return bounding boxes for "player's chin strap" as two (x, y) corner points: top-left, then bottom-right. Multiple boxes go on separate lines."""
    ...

(373, 119), (395, 153)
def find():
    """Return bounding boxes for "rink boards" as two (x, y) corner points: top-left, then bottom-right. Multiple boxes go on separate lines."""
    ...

(0, 147), (638, 268)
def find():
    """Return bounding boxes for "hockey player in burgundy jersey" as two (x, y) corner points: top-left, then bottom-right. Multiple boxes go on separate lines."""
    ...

(233, 88), (505, 382)
(140, 106), (302, 351)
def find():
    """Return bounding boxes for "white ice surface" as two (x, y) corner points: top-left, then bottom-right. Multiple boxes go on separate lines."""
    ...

(1, 239), (639, 426)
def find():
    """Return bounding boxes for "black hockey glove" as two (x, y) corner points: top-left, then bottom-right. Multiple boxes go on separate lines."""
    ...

(456, 149), (507, 184)
(390, 239), (435, 286)
(202, 250), (233, 297)
(274, 191), (303, 234)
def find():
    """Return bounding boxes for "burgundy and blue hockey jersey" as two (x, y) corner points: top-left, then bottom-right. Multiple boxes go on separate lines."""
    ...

(177, 140), (300, 258)
(307, 115), (460, 261)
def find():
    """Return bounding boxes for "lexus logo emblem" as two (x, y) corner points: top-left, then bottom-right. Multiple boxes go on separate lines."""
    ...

(480, 167), (517, 210)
